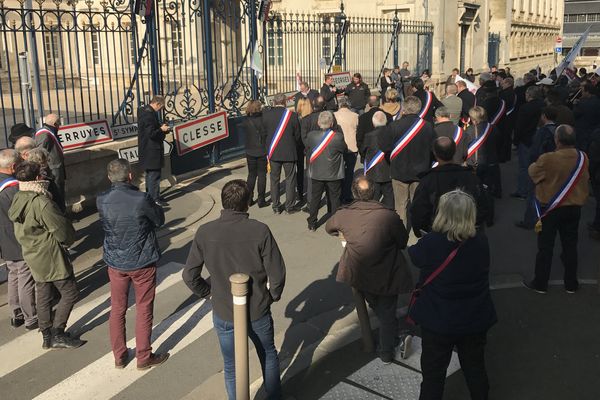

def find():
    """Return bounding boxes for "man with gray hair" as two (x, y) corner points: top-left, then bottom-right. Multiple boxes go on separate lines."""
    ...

(15, 136), (35, 159)
(97, 158), (168, 369)
(35, 113), (66, 202)
(0, 149), (37, 330)
(304, 111), (347, 230)
(434, 107), (468, 164)
(441, 83), (462, 125)
(360, 111), (394, 207)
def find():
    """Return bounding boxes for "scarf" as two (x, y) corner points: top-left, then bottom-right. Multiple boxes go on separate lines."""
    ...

(19, 180), (53, 199)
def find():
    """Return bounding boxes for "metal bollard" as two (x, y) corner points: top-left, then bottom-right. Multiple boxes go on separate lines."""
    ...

(230, 273), (250, 400)
(352, 288), (375, 353)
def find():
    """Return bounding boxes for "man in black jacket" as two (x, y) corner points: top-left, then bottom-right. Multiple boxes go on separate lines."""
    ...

(498, 77), (517, 162)
(345, 73), (370, 114)
(138, 96), (169, 206)
(263, 93), (302, 214)
(514, 73), (536, 112)
(320, 75), (343, 111)
(97, 159), (168, 370)
(361, 111), (394, 208)
(182, 180), (286, 400)
(357, 96), (393, 154)
(378, 96), (436, 227)
(293, 81), (319, 110)
(0, 149), (37, 330)
(434, 107), (467, 165)
(573, 83), (600, 152)
(411, 78), (443, 124)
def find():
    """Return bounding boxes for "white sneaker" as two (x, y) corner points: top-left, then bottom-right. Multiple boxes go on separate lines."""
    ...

(397, 334), (413, 360)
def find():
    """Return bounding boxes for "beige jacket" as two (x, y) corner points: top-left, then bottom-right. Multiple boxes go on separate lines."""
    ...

(334, 108), (359, 152)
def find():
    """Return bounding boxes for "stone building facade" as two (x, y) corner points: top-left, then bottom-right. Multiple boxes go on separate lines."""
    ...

(563, 0), (600, 69)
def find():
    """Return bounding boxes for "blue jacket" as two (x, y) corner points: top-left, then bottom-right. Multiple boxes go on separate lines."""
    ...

(97, 182), (164, 270)
(408, 232), (497, 335)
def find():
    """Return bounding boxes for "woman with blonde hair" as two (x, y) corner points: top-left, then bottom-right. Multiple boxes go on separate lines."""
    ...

(381, 88), (401, 120)
(296, 98), (313, 119)
(408, 189), (496, 400)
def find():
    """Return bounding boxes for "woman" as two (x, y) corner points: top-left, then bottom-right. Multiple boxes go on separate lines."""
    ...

(380, 89), (401, 120)
(465, 68), (476, 83)
(243, 100), (269, 208)
(380, 68), (395, 101)
(408, 189), (496, 400)
(466, 106), (502, 198)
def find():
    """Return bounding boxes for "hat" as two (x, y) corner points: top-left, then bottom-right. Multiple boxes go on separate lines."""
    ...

(536, 77), (554, 86)
(8, 123), (35, 145)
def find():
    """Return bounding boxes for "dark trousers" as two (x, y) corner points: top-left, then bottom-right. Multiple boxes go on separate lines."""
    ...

(51, 167), (66, 206)
(145, 169), (161, 202)
(420, 328), (489, 400)
(534, 205), (581, 291)
(476, 164), (502, 198)
(270, 161), (297, 211)
(342, 152), (358, 203)
(373, 181), (394, 208)
(296, 147), (305, 199)
(522, 178), (537, 228)
(36, 276), (79, 331)
(363, 293), (398, 357)
(246, 155), (267, 202)
(592, 180), (600, 230)
(308, 179), (341, 226)
(108, 265), (156, 364)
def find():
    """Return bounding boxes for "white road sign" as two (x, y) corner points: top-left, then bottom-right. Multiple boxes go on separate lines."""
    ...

(174, 111), (229, 156)
(57, 120), (113, 150)
(118, 140), (173, 164)
(111, 123), (138, 140)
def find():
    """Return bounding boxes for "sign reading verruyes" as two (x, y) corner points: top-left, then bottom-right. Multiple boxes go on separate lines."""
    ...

(174, 111), (229, 155)
(57, 120), (113, 150)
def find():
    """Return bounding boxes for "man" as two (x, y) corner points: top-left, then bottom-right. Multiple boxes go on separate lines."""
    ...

(457, 80), (475, 125)
(524, 125), (589, 294)
(345, 73), (370, 114)
(294, 81), (319, 110)
(263, 93), (302, 214)
(138, 96), (169, 206)
(183, 180), (286, 400)
(304, 111), (347, 231)
(357, 96), (391, 152)
(411, 137), (488, 236)
(512, 86), (545, 199)
(0, 149), (37, 330)
(9, 161), (82, 349)
(399, 61), (412, 98)
(8, 123), (34, 147)
(434, 107), (467, 164)
(34, 113), (66, 202)
(378, 96), (436, 226)
(498, 77), (517, 162)
(546, 89), (575, 126)
(515, 72), (536, 112)
(15, 136), (36, 159)
(476, 72), (504, 127)
(573, 83), (600, 152)
(335, 98), (359, 203)
(97, 159), (169, 370)
(445, 68), (460, 86)
(390, 65), (404, 101)
(321, 75), (343, 111)
(441, 83), (463, 125)
(326, 176), (413, 363)
(411, 78), (443, 124)
(361, 111), (394, 208)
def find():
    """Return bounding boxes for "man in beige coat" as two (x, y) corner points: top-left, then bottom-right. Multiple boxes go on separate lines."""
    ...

(335, 98), (359, 203)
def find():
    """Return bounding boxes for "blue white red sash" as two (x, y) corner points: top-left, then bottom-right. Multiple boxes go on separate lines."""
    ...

(35, 128), (63, 154)
(506, 94), (517, 116)
(534, 151), (586, 221)
(0, 178), (18, 193)
(390, 118), (426, 160)
(490, 100), (506, 125)
(309, 129), (336, 163)
(267, 109), (292, 160)
(432, 126), (464, 168)
(365, 151), (385, 173)
(418, 91), (433, 119)
(466, 123), (493, 160)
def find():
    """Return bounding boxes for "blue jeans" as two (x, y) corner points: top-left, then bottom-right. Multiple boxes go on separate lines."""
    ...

(213, 312), (281, 400)
(516, 144), (530, 197)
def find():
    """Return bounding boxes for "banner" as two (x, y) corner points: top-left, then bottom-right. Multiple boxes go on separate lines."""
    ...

(556, 26), (591, 79)
(250, 44), (263, 80)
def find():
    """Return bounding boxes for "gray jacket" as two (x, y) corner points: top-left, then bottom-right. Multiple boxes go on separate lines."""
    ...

(305, 129), (347, 181)
(0, 172), (22, 261)
(34, 125), (65, 179)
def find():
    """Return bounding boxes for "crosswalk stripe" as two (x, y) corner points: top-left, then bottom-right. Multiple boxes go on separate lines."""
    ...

(0, 262), (185, 378)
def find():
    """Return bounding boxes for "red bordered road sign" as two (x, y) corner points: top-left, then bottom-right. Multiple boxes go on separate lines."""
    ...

(57, 120), (113, 150)
(174, 111), (229, 156)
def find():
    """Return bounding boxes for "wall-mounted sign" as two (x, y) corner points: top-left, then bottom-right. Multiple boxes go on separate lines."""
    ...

(118, 140), (173, 164)
(174, 111), (229, 156)
(112, 123), (138, 140)
(265, 91), (297, 108)
(57, 120), (113, 150)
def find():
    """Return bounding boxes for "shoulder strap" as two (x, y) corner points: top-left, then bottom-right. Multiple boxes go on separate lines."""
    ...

(421, 242), (463, 288)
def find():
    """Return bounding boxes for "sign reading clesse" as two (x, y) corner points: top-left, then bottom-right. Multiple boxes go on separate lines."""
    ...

(174, 111), (229, 156)
(57, 120), (113, 150)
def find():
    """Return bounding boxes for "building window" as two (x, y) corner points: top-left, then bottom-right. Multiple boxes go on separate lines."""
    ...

(170, 21), (183, 66)
(267, 18), (283, 66)
(322, 37), (331, 65)
(44, 27), (63, 67)
(90, 27), (101, 65)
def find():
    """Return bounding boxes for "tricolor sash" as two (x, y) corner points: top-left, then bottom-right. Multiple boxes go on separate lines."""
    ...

(432, 126), (464, 168)
(35, 128), (63, 154)
(390, 118), (426, 160)
(267, 109), (292, 160)
(309, 129), (336, 163)
(534, 151), (587, 233)
(506, 94), (517, 116)
(466, 123), (493, 160)
(418, 91), (433, 119)
(365, 151), (385, 173)
(0, 178), (18, 193)
(490, 100), (506, 125)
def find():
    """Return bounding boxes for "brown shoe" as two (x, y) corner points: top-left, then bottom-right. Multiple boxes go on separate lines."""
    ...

(137, 353), (170, 370)
(115, 353), (130, 369)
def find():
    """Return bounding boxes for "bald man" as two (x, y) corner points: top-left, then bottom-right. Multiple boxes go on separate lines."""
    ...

(14, 136), (36, 159)
(35, 113), (65, 205)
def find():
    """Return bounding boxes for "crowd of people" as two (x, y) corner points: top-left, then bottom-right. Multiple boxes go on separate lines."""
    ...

(1, 61), (599, 400)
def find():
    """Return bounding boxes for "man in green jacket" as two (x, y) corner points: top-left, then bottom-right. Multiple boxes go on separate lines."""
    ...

(9, 161), (83, 349)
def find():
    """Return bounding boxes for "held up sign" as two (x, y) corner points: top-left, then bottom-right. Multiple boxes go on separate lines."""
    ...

(325, 71), (352, 88)
(57, 120), (113, 150)
(174, 111), (229, 156)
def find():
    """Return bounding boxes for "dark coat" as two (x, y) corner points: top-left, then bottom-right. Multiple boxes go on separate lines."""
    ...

(293, 89), (319, 109)
(304, 129), (347, 181)
(434, 121), (468, 164)
(357, 107), (392, 155)
(34, 125), (65, 180)
(300, 111), (341, 146)
(325, 201), (413, 296)
(97, 182), (164, 271)
(589, 127), (600, 186)
(574, 95), (600, 151)
(408, 232), (497, 335)
(262, 107), (301, 162)
(498, 87), (517, 141)
(361, 127), (391, 183)
(465, 122), (500, 166)
(514, 80), (536, 112)
(345, 82), (371, 110)
(243, 114), (267, 157)
(410, 164), (488, 235)
(320, 84), (342, 111)
(553, 104), (575, 127)
(183, 210), (286, 322)
(137, 105), (165, 170)
(458, 89), (476, 120)
(413, 89), (443, 124)
(0, 172), (22, 261)
(529, 123), (557, 164)
(378, 114), (436, 182)
(380, 76), (395, 97)
(478, 90), (504, 125)
(514, 98), (545, 146)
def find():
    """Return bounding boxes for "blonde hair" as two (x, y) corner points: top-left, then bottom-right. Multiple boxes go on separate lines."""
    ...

(385, 88), (399, 103)
(468, 106), (487, 125)
(432, 189), (477, 242)
(296, 98), (313, 119)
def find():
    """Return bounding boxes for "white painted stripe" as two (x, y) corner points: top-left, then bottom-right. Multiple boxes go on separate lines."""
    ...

(0, 261), (185, 378)
(33, 299), (213, 400)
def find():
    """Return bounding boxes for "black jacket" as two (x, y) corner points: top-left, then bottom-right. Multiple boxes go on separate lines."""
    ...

(262, 107), (301, 162)
(304, 129), (347, 181)
(320, 84), (342, 111)
(465, 122), (500, 166)
(360, 127), (391, 183)
(0, 172), (22, 261)
(477, 86), (504, 125)
(97, 182), (164, 271)
(458, 89), (475, 120)
(183, 210), (286, 322)
(410, 164), (488, 235)
(434, 121), (468, 164)
(34, 125), (65, 179)
(137, 105), (165, 170)
(514, 80), (536, 112)
(413, 89), (443, 124)
(380, 77), (395, 97)
(408, 232), (497, 335)
(293, 89), (319, 110)
(498, 87), (517, 136)
(243, 114), (267, 157)
(345, 82), (371, 110)
(574, 95), (600, 151)
(589, 127), (600, 186)
(514, 98), (545, 146)
(300, 112), (342, 148)
(378, 114), (436, 182)
(357, 107), (392, 155)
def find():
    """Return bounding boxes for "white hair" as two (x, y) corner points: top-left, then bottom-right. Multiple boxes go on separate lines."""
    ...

(372, 111), (388, 128)
(432, 189), (477, 242)
(318, 111), (334, 129)
(0, 148), (19, 169)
